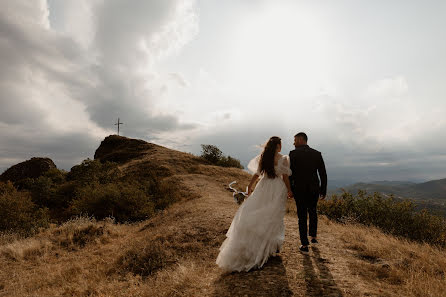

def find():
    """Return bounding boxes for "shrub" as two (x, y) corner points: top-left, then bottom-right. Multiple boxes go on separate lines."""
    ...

(319, 191), (446, 247)
(200, 144), (243, 169)
(0, 237), (52, 261)
(200, 144), (223, 164)
(115, 239), (173, 277)
(17, 168), (68, 209)
(0, 181), (49, 235)
(135, 174), (180, 210)
(217, 155), (244, 169)
(70, 182), (155, 223)
(15, 160), (124, 221)
(67, 159), (120, 185)
(50, 216), (112, 249)
(1, 157), (183, 229)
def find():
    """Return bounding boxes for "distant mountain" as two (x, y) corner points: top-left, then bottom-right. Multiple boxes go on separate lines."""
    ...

(333, 178), (446, 216)
(327, 179), (356, 190)
(369, 180), (417, 187)
(337, 179), (446, 200)
(413, 178), (446, 199)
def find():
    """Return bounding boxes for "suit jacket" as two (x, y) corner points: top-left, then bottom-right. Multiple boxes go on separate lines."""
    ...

(289, 145), (327, 197)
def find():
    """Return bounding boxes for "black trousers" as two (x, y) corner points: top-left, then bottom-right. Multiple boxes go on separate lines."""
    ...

(293, 192), (319, 246)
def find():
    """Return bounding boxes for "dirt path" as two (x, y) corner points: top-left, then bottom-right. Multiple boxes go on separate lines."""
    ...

(0, 170), (398, 297)
(171, 174), (389, 297)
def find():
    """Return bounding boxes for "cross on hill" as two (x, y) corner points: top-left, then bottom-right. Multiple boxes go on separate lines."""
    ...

(114, 118), (124, 135)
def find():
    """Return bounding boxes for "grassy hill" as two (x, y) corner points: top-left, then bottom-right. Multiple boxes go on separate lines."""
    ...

(1, 135), (445, 296)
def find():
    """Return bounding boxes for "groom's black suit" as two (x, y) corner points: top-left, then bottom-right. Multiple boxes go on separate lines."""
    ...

(289, 145), (327, 246)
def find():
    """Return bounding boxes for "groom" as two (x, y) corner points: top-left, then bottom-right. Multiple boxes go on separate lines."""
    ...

(289, 132), (327, 253)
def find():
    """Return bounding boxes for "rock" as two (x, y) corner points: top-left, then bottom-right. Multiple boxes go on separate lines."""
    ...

(0, 157), (56, 184)
(94, 135), (154, 163)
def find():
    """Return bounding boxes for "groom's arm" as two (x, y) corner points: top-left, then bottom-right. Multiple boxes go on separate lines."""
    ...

(318, 153), (327, 198)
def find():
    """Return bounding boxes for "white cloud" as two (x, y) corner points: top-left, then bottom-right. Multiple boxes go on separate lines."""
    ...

(1, 0), (446, 183)
(0, 0), (199, 172)
(364, 76), (409, 99)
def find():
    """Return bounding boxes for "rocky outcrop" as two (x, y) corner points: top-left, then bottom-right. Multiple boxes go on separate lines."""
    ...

(0, 157), (56, 184)
(94, 135), (155, 163)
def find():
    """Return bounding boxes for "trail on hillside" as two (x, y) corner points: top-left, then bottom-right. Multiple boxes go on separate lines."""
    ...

(173, 174), (394, 297)
(2, 137), (444, 297)
(0, 172), (434, 297)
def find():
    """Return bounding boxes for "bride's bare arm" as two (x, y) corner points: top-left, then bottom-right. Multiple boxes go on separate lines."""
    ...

(247, 174), (259, 195)
(282, 174), (293, 198)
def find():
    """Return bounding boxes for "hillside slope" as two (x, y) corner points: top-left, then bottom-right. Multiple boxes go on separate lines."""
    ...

(336, 179), (446, 216)
(1, 137), (445, 297)
(337, 179), (446, 201)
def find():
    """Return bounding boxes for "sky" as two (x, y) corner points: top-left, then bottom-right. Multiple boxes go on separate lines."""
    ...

(1, 0), (446, 185)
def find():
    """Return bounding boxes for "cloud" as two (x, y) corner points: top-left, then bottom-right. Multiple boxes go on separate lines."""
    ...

(0, 0), (199, 172)
(364, 76), (409, 98)
(168, 73), (189, 87)
(1, 1), (446, 184)
(49, 0), (199, 135)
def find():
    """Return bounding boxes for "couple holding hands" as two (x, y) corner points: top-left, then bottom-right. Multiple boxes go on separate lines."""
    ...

(216, 132), (327, 272)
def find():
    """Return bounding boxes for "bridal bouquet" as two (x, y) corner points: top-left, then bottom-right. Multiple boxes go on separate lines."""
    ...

(229, 181), (248, 205)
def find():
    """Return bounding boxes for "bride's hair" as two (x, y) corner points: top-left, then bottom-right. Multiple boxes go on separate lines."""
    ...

(259, 136), (281, 178)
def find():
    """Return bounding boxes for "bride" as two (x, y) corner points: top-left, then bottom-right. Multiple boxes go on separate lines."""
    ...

(216, 136), (293, 272)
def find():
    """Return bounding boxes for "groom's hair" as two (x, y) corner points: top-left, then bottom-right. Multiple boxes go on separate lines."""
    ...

(294, 132), (308, 142)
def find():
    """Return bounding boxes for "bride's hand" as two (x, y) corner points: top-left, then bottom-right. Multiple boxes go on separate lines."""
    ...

(287, 191), (294, 199)
(247, 186), (253, 196)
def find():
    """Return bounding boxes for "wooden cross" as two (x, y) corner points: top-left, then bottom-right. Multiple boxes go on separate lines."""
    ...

(114, 118), (124, 135)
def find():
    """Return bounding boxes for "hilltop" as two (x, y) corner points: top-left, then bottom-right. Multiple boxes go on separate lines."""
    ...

(0, 135), (445, 297)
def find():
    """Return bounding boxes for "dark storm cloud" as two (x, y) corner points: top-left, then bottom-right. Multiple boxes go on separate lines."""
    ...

(0, 0), (198, 172)
(0, 128), (99, 172)
(1, 0), (445, 185)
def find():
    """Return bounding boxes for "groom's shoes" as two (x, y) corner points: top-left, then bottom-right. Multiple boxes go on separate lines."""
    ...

(310, 238), (318, 244)
(299, 245), (309, 254)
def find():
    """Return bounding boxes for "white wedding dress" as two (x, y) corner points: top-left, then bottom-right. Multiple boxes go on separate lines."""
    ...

(216, 154), (292, 272)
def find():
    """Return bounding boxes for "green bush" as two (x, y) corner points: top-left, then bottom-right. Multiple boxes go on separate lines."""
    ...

(0, 181), (49, 235)
(70, 182), (155, 223)
(17, 168), (68, 209)
(200, 144), (223, 164)
(200, 144), (243, 169)
(319, 191), (446, 247)
(133, 173), (180, 210)
(1, 157), (183, 230)
(217, 155), (244, 169)
(15, 160), (123, 221)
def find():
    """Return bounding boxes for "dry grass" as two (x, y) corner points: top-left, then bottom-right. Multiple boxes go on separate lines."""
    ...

(1, 180), (446, 296)
(327, 220), (446, 297)
(0, 217), (117, 262)
(1, 237), (52, 261)
(48, 216), (117, 249)
(115, 239), (172, 277)
(0, 231), (21, 245)
(1, 139), (445, 296)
